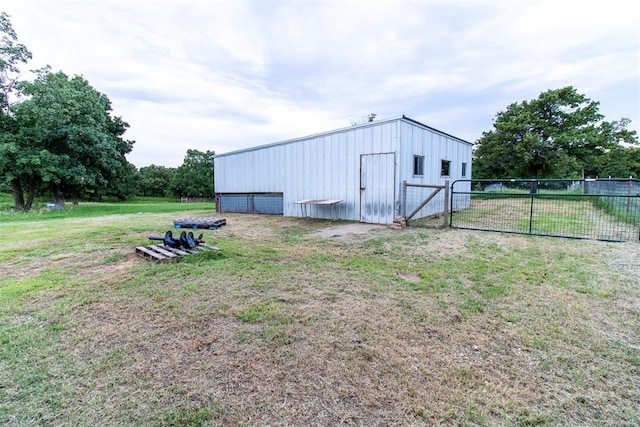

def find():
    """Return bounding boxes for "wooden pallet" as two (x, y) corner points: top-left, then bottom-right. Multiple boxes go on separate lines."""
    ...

(173, 217), (227, 229)
(135, 243), (221, 263)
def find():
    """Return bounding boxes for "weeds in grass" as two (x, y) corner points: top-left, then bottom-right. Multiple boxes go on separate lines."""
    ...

(0, 210), (638, 425)
(0, 198), (216, 223)
(160, 403), (220, 427)
(236, 301), (281, 323)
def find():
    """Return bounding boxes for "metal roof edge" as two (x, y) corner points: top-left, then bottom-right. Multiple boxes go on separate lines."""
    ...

(399, 115), (473, 146)
(214, 115), (471, 158)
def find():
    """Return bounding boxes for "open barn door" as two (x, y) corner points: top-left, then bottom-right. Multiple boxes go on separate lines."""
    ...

(360, 153), (396, 224)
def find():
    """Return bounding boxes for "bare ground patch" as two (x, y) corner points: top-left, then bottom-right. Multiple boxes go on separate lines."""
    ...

(2, 213), (639, 426)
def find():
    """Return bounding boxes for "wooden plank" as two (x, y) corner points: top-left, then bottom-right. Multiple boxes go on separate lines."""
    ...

(199, 243), (221, 251)
(404, 183), (446, 189)
(157, 245), (188, 256)
(136, 246), (173, 263)
(136, 242), (221, 262)
(406, 187), (443, 221)
(136, 246), (166, 260)
(181, 248), (201, 254)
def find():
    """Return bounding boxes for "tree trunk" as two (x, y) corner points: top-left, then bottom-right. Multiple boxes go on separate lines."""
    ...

(529, 169), (539, 194)
(11, 178), (25, 210)
(72, 191), (80, 205)
(25, 177), (37, 211)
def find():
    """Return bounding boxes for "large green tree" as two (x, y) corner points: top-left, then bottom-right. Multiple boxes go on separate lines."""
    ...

(0, 12), (31, 208)
(473, 86), (638, 179)
(102, 160), (139, 201)
(3, 69), (135, 209)
(594, 145), (640, 178)
(0, 12), (31, 114)
(171, 149), (214, 198)
(138, 164), (175, 197)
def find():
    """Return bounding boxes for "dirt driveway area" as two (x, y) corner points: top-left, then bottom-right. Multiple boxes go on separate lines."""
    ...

(308, 222), (390, 241)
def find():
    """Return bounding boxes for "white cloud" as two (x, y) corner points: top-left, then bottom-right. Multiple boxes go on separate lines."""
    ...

(3, 0), (639, 167)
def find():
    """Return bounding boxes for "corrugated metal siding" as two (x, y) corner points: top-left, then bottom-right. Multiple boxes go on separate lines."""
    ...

(398, 121), (473, 218)
(361, 153), (396, 224)
(214, 120), (401, 222)
(214, 116), (471, 223)
(218, 193), (283, 214)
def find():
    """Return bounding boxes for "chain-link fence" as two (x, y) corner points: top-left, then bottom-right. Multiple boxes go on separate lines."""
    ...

(450, 179), (640, 242)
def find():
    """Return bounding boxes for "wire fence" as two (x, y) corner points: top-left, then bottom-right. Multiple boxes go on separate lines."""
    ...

(401, 181), (448, 227)
(450, 179), (640, 242)
(216, 193), (284, 214)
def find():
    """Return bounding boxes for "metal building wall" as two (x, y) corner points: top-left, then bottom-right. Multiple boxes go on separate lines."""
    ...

(214, 119), (401, 222)
(214, 116), (472, 223)
(397, 120), (473, 218)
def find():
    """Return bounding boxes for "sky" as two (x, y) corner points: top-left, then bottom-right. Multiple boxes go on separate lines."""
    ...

(3, 0), (639, 168)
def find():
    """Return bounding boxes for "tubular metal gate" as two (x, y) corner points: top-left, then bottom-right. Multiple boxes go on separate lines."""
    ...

(450, 179), (640, 242)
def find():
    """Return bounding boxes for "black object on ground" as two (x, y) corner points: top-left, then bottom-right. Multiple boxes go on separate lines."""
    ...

(148, 230), (183, 248)
(141, 230), (219, 262)
(148, 230), (206, 249)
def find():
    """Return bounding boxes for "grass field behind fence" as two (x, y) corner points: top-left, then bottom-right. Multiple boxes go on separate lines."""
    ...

(0, 196), (639, 425)
(451, 191), (639, 241)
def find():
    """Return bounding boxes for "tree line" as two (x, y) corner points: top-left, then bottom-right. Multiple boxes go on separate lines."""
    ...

(0, 12), (214, 209)
(137, 149), (215, 198)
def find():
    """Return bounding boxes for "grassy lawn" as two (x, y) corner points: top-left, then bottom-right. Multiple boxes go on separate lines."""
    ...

(0, 195), (214, 223)
(0, 202), (638, 426)
(454, 196), (639, 241)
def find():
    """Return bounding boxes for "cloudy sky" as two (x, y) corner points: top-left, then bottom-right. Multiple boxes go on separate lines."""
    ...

(3, 0), (639, 168)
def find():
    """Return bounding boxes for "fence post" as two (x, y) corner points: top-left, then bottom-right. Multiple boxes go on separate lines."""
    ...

(443, 180), (449, 227)
(628, 179), (632, 214)
(402, 180), (407, 218)
(528, 190), (535, 235)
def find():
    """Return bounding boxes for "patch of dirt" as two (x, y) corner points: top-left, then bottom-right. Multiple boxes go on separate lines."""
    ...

(398, 271), (421, 282)
(308, 223), (390, 242)
(5, 212), (640, 426)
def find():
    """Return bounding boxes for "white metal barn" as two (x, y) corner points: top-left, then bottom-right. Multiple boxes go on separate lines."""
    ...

(213, 115), (472, 225)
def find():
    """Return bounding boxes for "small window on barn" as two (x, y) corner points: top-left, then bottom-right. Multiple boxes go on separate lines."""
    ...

(461, 162), (467, 177)
(413, 155), (424, 176)
(441, 160), (451, 177)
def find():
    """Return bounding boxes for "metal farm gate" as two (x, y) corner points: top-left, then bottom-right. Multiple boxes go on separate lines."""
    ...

(401, 180), (449, 227)
(450, 179), (640, 242)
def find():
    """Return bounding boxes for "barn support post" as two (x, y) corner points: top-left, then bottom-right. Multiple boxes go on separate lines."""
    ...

(443, 180), (449, 227)
(402, 180), (407, 218)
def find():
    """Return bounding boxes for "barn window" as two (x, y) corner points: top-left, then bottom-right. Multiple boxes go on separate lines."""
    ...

(441, 160), (451, 176)
(413, 155), (424, 176)
(461, 162), (467, 177)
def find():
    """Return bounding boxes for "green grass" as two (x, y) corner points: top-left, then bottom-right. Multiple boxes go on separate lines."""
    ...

(0, 269), (72, 303)
(0, 194), (215, 223)
(0, 207), (638, 426)
(160, 403), (221, 427)
(593, 196), (640, 224)
(455, 194), (639, 241)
